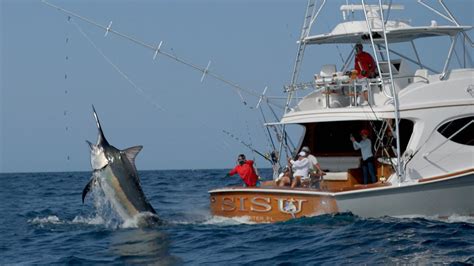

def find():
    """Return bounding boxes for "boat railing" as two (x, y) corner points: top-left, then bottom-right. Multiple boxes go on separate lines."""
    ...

(285, 74), (403, 109)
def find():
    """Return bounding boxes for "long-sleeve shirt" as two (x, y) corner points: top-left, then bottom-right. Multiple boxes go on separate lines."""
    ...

(229, 160), (258, 187)
(353, 138), (373, 161)
(290, 158), (310, 177)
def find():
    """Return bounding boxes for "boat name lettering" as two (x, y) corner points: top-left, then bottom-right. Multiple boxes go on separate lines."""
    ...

(218, 196), (307, 214)
(250, 197), (272, 212)
(221, 197), (236, 211)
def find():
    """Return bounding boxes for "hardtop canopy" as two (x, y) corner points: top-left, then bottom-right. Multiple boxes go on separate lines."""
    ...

(303, 24), (472, 45)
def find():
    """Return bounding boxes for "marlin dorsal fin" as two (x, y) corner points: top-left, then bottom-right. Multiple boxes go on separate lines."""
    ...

(122, 146), (143, 167)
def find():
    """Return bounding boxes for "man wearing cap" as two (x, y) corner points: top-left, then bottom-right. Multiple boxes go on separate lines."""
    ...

(354, 43), (376, 79)
(350, 129), (377, 184)
(288, 151), (311, 188)
(301, 146), (325, 188)
(301, 146), (324, 177)
(226, 154), (259, 187)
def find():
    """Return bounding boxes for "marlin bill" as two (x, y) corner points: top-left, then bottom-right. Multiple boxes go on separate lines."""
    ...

(83, 106), (159, 226)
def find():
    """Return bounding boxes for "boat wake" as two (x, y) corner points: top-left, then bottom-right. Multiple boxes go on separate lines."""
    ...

(201, 215), (257, 225)
(166, 211), (474, 227)
(165, 213), (257, 226)
(394, 214), (474, 224)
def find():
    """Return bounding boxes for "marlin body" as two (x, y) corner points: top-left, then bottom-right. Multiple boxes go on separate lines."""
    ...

(83, 106), (159, 225)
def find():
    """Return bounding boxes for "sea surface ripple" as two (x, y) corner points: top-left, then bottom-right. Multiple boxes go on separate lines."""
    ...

(1, 170), (473, 265)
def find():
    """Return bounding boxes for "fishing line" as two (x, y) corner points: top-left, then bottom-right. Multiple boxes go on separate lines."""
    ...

(71, 20), (166, 111)
(257, 116), (275, 153)
(70, 18), (233, 159)
(257, 107), (276, 151)
(73, 19), (264, 167)
(64, 15), (71, 162)
(48, 1), (287, 169)
(245, 120), (254, 158)
(260, 98), (295, 156)
(42, 0), (284, 110)
(222, 130), (273, 164)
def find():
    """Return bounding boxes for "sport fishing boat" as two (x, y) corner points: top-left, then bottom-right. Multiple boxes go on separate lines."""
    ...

(209, 0), (474, 222)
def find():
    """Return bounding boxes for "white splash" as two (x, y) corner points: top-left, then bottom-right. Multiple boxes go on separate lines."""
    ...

(202, 215), (257, 225)
(120, 212), (160, 228)
(29, 215), (62, 225)
(28, 215), (106, 226)
(72, 215), (105, 225)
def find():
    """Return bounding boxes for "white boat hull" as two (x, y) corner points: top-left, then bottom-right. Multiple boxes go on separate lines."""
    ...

(209, 171), (474, 222)
(336, 172), (474, 217)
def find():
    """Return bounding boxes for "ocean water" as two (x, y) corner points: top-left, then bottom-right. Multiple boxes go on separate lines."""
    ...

(1, 169), (473, 265)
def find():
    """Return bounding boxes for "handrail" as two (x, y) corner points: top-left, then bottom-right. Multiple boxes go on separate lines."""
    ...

(440, 35), (457, 80)
(423, 120), (473, 158)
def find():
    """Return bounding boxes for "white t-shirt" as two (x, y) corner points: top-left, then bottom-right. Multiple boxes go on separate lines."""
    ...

(290, 158), (310, 177)
(307, 154), (318, 172)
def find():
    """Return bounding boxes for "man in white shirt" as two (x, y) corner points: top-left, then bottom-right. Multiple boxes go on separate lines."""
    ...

(301, 146), (325, 188)
(350, 129), (377, 184)
(288, 151), (311, 188)
(301, 146), (325, 176)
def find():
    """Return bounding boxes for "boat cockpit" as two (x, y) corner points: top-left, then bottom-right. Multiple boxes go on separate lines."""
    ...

(267, 119), (414, 192)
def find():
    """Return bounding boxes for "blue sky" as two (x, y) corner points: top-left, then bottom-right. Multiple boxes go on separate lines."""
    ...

(1, 0), (472, 173)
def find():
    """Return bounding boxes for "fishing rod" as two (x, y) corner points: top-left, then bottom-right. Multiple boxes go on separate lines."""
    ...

(256, 87), (296, 155)
(222, 130), (274, 164)
(42, 0), (285, 110)
(255, 87), (277, 152)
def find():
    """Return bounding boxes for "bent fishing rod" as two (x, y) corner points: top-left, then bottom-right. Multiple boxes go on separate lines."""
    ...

(222, 130), (276, 164)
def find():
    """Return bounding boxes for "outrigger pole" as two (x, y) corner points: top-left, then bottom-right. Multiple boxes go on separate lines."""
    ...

(44, 0), (289, 170)
(275, 0), (325, 178)
(42, 0), (283, 110)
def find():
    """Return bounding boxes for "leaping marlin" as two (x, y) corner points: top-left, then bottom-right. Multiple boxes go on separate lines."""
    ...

(82, 106), (159, 226)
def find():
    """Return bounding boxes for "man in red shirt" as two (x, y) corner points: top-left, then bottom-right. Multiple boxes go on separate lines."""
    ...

(354, 43), (376, 78)
(226, 154), (259, 187)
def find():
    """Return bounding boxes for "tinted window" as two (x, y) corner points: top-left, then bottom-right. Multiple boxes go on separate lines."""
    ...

(437, 117), (474, 146)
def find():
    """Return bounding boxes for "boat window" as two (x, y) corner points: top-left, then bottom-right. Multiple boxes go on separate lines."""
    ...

(437, 116), (474, 146)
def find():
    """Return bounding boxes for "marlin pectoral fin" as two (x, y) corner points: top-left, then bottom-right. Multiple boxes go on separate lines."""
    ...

(82, 177), (96, 204)
(122, 145), (143, 169)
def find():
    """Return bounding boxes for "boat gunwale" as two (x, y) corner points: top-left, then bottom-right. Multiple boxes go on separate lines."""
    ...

(209, 168), (474, 196)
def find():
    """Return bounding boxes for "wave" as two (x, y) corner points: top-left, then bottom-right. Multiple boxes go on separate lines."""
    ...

(394, 214), (474, 224)
(28, 215), (105, 226)
(28, 213), (160, 229)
